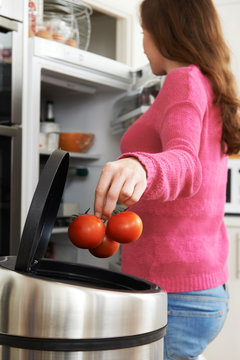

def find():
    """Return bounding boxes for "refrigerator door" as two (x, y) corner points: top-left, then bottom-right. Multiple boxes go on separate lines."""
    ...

(0, 125), (22, 256)
(111, 64), (162, 134)
(130, 63), (156, 90)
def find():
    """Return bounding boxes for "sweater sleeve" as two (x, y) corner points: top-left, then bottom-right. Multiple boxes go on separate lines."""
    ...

(119, 101), (204, 202)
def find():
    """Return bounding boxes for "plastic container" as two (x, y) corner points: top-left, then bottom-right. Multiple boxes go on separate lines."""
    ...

(41, 0), (92, 49)
(40, 122), (60, 151)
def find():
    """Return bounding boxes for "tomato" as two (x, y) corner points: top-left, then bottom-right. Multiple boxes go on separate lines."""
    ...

(68, 214), (106, 249)
(89, 235), (120, 258)
(106, 211), (143, 244)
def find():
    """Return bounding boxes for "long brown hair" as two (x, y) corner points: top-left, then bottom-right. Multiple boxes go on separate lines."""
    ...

(140, 0), (240, 155)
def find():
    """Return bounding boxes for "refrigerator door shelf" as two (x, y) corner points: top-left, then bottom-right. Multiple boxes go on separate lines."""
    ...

(111, 105), (149, 134)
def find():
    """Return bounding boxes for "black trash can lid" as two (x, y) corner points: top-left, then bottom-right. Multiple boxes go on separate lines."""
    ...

(15, 149), (69, 272)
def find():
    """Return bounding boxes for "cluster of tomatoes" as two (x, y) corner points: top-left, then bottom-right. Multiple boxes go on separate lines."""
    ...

(68, 211), (143, 258)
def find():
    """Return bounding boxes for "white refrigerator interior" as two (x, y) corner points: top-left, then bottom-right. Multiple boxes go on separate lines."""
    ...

(23, 36), (155, 270)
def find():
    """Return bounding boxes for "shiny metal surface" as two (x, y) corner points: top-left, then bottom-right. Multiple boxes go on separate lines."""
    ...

(0, 341), (163, 360)
(0, 266), (167, 339)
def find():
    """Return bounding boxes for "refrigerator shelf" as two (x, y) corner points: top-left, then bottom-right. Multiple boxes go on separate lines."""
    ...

(40, 149), (101, 160)
(115, 105), (149, 124)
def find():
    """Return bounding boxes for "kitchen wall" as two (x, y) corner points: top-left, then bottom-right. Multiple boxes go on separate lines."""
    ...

(214, 0), (240, 93)
(122, 0), (240, 91)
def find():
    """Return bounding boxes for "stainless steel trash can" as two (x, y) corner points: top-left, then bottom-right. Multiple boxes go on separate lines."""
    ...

(0, 150), (167, 360)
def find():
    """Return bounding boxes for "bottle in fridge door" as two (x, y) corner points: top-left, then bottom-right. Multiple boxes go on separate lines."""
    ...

(39, 100), (60, 152)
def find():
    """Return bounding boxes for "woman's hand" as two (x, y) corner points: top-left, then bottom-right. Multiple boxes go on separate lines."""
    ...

(94, 157), (147, 220)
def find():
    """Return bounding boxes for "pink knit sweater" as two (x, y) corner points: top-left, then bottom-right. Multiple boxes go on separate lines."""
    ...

(120, 65), (229, 293)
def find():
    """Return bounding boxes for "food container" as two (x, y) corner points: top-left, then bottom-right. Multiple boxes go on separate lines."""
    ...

(0, 149), (167, 360)
(38, 12), (78, 46)
(38, 0), (92, 49)
(59, 132), (95, 153)
(39, 121), (60, 151)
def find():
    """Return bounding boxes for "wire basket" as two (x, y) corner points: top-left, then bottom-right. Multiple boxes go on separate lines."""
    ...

(43, 0), (92, 50)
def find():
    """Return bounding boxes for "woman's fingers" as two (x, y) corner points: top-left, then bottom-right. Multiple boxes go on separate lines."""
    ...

(101, 177), (132, 218)
(94, 162), (116, 219)
(94, 158), (147, 219)
(120, 181), (146, 206)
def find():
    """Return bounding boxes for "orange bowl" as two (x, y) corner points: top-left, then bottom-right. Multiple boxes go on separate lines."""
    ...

(59, 132), (95, 153)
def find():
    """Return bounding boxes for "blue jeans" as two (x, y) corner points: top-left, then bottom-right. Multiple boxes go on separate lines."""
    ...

(164, 284), (229, 360)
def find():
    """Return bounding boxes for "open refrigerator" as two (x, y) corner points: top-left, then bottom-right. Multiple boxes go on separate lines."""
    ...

(23, 36), (162, 270)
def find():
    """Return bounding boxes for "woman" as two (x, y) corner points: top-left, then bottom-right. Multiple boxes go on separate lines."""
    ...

(94, 0), (240, 358)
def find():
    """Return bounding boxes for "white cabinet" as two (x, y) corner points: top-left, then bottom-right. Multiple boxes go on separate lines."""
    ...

(83, 0), (147, 68)
(204, 217), (240, 360)
(82, 0), (133, 65)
